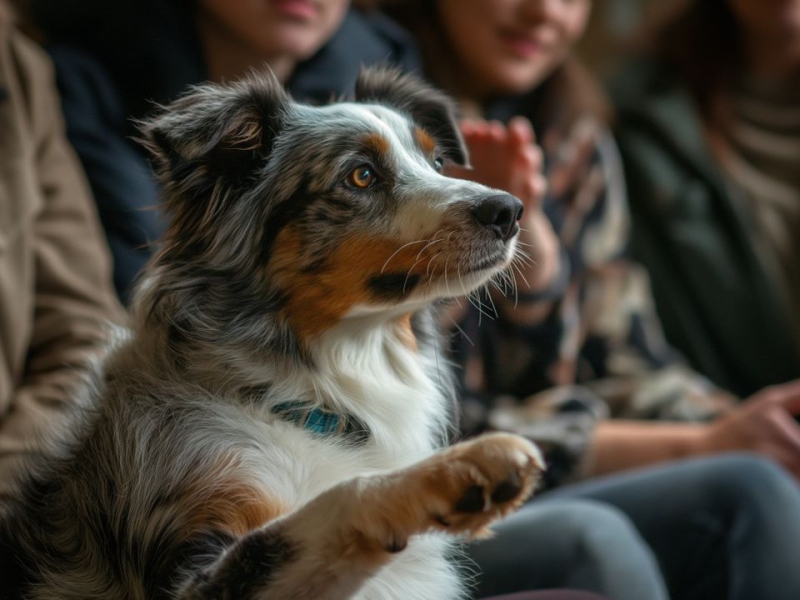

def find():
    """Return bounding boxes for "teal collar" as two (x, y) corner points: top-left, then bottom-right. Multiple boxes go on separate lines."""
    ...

(272, 401), (370, 444)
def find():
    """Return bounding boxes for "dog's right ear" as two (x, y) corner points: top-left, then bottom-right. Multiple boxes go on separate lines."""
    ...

(138, 72), (290, 187)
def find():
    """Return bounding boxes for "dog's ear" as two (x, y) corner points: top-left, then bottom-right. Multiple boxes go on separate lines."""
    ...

(137, 73), (290, 260)
(354, 66), (468, 166)
(138, 72), (290, 186)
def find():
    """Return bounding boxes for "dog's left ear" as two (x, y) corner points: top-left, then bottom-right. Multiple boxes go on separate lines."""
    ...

(138, 72), (290, 186)
(354, 66), (468, 166)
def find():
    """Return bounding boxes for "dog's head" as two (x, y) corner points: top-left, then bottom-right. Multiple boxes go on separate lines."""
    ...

(138, 67), (522, 355)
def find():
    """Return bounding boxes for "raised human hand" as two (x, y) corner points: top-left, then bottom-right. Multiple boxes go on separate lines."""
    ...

(446, 117), (559, 299)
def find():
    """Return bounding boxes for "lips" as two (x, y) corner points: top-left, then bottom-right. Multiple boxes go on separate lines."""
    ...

(272, 0), (318, 20)
(500, 30), (551, 59)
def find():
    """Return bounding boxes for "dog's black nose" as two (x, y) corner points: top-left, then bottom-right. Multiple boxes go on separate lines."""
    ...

(472, 194), (524, 241)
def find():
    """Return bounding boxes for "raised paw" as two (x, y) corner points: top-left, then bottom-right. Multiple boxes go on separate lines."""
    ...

(425, 432), (544, 538)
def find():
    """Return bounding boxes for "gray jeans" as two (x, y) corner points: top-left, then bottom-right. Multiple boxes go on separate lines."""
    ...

(469, 454), (800, 600)
(467, 497), (667, 600)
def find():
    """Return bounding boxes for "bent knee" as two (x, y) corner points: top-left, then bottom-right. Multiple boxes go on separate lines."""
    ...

(703, 452), (795, 501)
(543, 501), (643, 551)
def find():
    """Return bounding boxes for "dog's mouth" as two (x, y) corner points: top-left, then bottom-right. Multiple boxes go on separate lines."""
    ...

(464, 249), (513, 274)
(366, 240), (515, 302)
(368, 272), (422, 299)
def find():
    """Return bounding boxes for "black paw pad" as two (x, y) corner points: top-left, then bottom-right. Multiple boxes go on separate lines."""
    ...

(386, 537), (407, 553)
(491, 477), (522, 504)
(454, 485), (486, 513)
(433, 514), (452, 527)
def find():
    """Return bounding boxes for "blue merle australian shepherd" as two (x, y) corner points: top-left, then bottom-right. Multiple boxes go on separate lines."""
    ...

(0, 67), (543, 600)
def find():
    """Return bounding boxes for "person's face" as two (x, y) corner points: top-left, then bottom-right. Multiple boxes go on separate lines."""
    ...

(436, 0), (591, 98)
(199, 0), (350, 62)
(727, 0), (800, 45)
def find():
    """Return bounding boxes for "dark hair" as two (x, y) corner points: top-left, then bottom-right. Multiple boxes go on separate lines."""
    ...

(654, 0), (741, 117)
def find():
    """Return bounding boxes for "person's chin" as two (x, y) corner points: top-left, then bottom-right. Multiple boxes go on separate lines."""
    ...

(269, 33), (328, 62)
(490, 64), (551, 96)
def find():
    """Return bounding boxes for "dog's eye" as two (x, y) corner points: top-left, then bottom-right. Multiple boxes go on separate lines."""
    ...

(433, 157), (444, 173)
(349, 165), (376, 189)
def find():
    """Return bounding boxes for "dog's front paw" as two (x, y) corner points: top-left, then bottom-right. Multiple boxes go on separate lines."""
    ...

(341, 433), (543, 554)
(425, 432), (544, 538)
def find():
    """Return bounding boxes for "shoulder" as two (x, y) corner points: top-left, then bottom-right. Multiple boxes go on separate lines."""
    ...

(0, 22), (67, 144)
(609, 58), (718, 206)
(609, 57), (701, 139)
(609, 57), (678, 105)
(45, 44), (128, 128)
(289, 8), (421, 102)
(2, 19), (53, 90)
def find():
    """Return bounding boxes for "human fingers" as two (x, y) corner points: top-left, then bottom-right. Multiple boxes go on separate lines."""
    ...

(460, 119), (507, 141)
(487, 120), (506, 143)
(512, 144), (541, 177)
(508, 116), (535, 147)
(515, 147), (547, 210)
(761, 408), (800, 458)
(747, 379), (800, 413)
(772, 380), (800, 414)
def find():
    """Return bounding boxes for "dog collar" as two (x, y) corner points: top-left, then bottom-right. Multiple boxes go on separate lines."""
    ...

(272, 401), (369, 444)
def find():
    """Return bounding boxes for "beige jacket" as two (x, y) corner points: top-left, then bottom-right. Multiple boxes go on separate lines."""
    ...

(0, 11), (122, 494)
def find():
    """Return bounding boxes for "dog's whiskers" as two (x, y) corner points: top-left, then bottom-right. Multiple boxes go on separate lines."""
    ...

(415, 233), (444, 261)
(425, 250), (445, 278)
(403, 254), (431, 295)
(443, 252), (453, 299)
(445, 308), (474, 346)
(380, 239), (428, 274)
(511, 260), (532, 290)
(482, 282), (499, 318)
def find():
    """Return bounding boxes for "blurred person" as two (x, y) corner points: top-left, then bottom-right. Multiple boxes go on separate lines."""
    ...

(0, 0), (122, 500)
(30, 0), (418, 303)
(612, 0), (800, 397)
(387, 1), (800, 599)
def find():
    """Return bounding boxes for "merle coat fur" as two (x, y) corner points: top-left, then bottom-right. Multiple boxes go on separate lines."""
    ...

(0, 67), (541, 600)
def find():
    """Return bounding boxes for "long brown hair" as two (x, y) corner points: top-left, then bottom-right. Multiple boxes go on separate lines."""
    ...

(653, 0), (741, 118)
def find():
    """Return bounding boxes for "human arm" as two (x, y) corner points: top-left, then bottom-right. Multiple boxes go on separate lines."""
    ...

(590, 381), (800, 479)
(0, 31), (123, 494)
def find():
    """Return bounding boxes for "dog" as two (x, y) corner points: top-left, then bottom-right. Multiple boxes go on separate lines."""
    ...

(0, 67), (543, 600)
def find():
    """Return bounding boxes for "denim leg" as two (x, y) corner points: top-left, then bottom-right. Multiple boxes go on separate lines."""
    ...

(543, 453), (800, 600)
(465, 498), (668, 600)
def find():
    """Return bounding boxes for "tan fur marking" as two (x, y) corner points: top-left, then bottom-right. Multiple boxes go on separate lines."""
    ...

(181, 478), (288, 539)
(394, 314), (417, 352)
(414, 128), (436, 155)
(363, 132), (390, 157)
(269, 228), (444, 343)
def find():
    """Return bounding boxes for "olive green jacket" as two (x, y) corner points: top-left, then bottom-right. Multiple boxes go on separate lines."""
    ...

(611, 60), (800, 396)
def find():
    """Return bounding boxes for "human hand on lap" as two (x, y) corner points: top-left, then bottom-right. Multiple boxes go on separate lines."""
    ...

(697, 380), (800, 479)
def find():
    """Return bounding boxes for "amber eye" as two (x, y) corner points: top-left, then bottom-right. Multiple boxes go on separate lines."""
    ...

(349, 165), (376, 188)
(433, 157), (444, 173)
